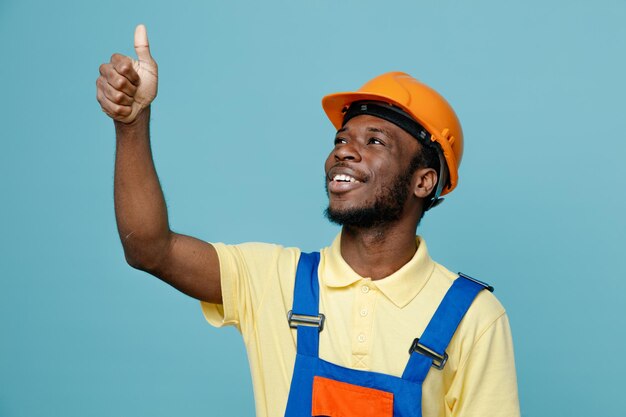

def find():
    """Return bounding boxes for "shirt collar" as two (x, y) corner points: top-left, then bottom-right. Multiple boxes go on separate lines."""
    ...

(320, 232), (436, 308)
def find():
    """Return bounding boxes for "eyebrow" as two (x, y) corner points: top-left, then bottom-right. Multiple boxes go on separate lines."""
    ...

(366, 127), (392, 137)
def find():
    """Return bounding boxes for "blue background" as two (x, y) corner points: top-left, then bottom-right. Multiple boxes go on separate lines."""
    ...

(1, 0), (625, 415)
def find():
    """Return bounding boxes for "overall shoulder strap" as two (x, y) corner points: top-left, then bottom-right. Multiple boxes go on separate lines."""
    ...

(402, 274), (492, 383)
(288, 251), (322, 357)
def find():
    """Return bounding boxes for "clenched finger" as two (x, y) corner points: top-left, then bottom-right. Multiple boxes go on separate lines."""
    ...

(96, 85), (132, 120)
(99, 63), (138, 97)
(111, 53), (140, 86)
(97, 76), (134, 106)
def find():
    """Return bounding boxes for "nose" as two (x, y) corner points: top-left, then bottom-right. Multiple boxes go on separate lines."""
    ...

(334, 141), (362, 162)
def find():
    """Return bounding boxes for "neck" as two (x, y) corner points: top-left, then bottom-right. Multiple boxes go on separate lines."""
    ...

(340, 217), (420, 280)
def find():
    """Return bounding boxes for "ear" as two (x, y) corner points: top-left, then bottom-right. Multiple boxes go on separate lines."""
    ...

(412, 167), (438, 199)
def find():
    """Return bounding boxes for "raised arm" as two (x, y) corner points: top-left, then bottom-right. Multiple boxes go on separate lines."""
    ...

(96, 24), (222, 304)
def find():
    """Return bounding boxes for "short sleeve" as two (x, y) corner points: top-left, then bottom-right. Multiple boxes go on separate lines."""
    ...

(446, 313), (521, 417)
(199, 242), (300, 335)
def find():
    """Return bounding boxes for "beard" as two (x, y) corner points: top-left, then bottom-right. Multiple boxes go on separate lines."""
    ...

(324, 166), (414, 229)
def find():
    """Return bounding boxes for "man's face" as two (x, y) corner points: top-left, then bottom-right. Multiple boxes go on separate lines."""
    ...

(324, 114), (422, 228)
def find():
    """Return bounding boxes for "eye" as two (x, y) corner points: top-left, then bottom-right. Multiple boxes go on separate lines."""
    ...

(368, 137), (384, 145)
(334, 137), (347, 145)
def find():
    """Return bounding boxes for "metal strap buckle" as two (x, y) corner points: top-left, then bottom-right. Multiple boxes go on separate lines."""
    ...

(409, 338), (448, 370)
(287, 310), (326, 332)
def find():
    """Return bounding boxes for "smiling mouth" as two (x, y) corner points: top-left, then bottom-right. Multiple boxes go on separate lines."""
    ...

(332, 174), (361, 184)
(327, 172), (365, 195)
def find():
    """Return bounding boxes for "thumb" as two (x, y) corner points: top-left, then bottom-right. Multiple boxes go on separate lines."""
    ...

(134, 24), (153, 61)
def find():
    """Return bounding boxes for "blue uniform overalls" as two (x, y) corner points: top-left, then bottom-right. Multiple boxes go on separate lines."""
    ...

(284, 252), (492, 417)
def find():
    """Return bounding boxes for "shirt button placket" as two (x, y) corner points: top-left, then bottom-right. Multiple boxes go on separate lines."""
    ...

(352, 281), (375, 369)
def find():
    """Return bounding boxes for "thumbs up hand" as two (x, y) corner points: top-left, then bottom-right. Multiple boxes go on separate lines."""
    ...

(97, 24), (158, 124)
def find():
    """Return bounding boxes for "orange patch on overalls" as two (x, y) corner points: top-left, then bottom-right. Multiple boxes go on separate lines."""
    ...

(311, 375), (394, 417)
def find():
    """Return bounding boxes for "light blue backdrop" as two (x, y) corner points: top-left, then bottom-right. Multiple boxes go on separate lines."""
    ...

(1, 0), (625, 416)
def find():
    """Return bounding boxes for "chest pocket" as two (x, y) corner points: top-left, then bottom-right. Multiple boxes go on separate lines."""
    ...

(312, 376), (394, 417)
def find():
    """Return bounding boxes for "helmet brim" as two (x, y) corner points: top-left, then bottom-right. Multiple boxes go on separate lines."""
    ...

(322, 92), (411, 130)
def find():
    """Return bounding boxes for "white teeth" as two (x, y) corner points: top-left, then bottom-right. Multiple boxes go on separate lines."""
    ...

(333, 174), (359, 183)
